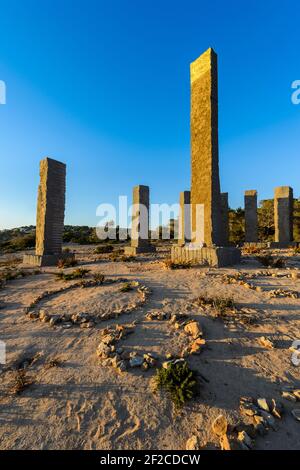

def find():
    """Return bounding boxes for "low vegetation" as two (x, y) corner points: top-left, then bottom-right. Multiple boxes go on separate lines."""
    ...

(194, 295), (235, 316)
(57, 257), (77, 269)
(55, 268), (90, 281)
(242, 245), (263, 255)
(163, 259), (191, 270)
(109, 252), (135, 262)
(154, 361), (198, 408)
(256, 255), (285, 268)
(0, 268), (40, 285)
(92, 272), (105, 283)
(119, 282), (134, 292)
(94, 244), (114, 254)
(10, 370), (33, 395)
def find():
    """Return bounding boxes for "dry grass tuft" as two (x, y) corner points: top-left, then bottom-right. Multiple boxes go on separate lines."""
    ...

(163, 259), (192, 270)
(10, 370), (33, 395)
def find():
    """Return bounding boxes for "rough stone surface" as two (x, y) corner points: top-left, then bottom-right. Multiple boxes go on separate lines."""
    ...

(171, 245), (240, 267)
(220, 192), (229, 246)
(125, 185), (155, 254)
(23, 157), (69, 266)
(190, 48), (222, 246)
(274, 186), (293, 244)
(178, 191), (191, 246)
(23, 252), (74, 267)
(36, 158), (66, 256)
(244, 190), (258, 243)
(212, 414), (228, 436)
(185, 435), (200, 450)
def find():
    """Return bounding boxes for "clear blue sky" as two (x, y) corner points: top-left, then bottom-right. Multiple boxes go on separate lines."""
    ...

(0, 0), (299, 229)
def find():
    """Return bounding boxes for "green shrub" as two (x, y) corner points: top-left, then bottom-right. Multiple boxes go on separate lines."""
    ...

(57, 257), (77, 268)
(0, 234), (36, 253)
(93, 272), (105, 283)
(120, 282), (133, 292)
(94, 244), (114, 254)
(256, 255), (285, 268)
(163, 259), (191, 269)
(55, 268), (89, 281)
(154, 361), (198, 408)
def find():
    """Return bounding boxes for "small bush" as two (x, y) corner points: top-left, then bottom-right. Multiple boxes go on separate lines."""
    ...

(55, 268), (90, 281)
(57, 257), (77, 268)
(45, 358), (61, 369)
(92, 272), (105, 283)
(10, 370), (33, 395)
(1, 233), (36, 253)
(256, 255), (273, 267)
(243, 246), (262, 255)
(163, 259), (191, 270)
(0, 269), (26, 282)
(94, 245), (114, 254)
(154, 361), (198, 408)
(109, 252), (135, 262)
(120, 282), (133, 292)
(195, 295), (234, 316)
(256, 255), (285, 268)
(0, 258), (22, 268)
(272, 258), (286, 268)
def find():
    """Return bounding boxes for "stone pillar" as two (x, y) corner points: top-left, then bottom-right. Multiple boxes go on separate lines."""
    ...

(274, 186), (294, 244)
(190, 48), (222, 246)
(178, 191), (191, 246)
(171, 48), (240, 266)
(23, 157), (73, 266)
(220, 192), (229, 246)
(244, 190), (258, 243)
(125, 185), (155, 255)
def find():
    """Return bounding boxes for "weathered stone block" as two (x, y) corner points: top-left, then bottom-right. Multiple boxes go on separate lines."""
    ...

(23, 252), (74, 267)
(190, 48), (222, 245)
(171, 245), (240, 267)
(23, 157), (71, 266)
(274, 186), (293, 244)
(244, 190), (258, 243)
(128, 185), (155, 254)
(178, 191), (191, 246)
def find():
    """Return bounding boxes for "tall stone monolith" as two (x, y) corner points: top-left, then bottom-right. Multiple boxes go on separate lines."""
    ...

(190, 48), (222, 246)
(171, 48), (240, 266)
(125, 185), (155, 255)
(178, 191), (191, 246)
(274, 186), (294, 245)
(23, 157), (73, 266)
(244, 190), (258, 243)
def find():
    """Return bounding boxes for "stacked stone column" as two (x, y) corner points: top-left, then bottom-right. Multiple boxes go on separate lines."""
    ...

(125, 185), (155, 255)
(274, 186), (294, 245)
(190, 48), (222, 246)
(171, 48), (240, 266)
(244, 190), (258, 243)
(178, 191), (191, 246)
(23, 157), (73, 266)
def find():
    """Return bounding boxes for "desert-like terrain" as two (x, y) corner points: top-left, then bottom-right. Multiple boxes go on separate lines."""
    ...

(0, 244), (300, 450)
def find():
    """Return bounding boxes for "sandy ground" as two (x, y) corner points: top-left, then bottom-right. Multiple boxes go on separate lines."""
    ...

(0, 243), (300, 450)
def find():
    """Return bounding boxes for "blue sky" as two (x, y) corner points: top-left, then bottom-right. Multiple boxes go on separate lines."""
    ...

(0, 0), (299, 229)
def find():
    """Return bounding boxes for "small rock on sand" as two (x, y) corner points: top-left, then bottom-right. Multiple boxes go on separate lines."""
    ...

(185, 435), (200, 450)
(212, 414), (228, 436)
